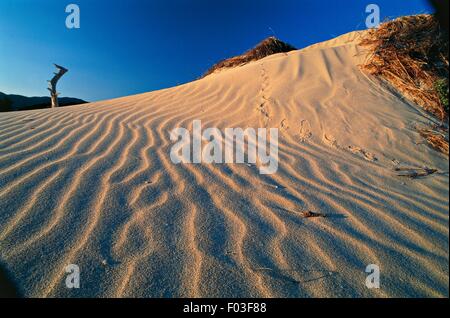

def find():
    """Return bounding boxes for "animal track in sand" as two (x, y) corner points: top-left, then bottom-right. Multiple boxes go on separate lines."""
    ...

(323, 134), (339, 148)
(298, 120), (312, 142)
(256, 63), (272, 127)
(347, 145), (378, 162)
(323, 134), (378, 162)
(280, 119), (289, 131)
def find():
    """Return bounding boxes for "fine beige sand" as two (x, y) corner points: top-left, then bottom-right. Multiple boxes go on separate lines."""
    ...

(0, 31), (448, 298)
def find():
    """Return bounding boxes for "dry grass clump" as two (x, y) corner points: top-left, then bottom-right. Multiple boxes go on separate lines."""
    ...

(419, 127), (449, 155)
(203, 37), (296, 77)
(360, 14), (449, 121)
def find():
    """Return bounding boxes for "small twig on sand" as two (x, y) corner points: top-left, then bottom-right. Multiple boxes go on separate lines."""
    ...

(300, 211), (327, 218)
(395, 167), (438, 179)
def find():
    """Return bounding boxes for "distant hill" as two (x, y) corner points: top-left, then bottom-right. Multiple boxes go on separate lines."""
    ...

(202, 37), (297, 77)
(0, 92), (87, 112)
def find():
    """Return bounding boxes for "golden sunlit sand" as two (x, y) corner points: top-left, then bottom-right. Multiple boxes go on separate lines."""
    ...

(0, 30), (448, 297)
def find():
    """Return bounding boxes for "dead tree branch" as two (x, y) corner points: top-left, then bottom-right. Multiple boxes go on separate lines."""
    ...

(48, 64), (68, 108)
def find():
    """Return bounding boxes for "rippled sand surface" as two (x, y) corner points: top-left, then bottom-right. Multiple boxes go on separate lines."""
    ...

(0, 31), (448, 297)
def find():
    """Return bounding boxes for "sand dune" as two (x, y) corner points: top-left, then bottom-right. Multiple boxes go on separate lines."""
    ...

(0, 31), (448, 298)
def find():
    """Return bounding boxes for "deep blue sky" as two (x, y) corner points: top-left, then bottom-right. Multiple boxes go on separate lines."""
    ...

(0, 0), (433, 101)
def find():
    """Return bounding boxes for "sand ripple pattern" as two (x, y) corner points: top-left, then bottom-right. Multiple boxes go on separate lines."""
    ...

(0, 32), (448, 297)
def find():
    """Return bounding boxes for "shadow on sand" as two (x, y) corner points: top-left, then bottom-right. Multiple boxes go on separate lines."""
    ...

(0, 262), (20, 298)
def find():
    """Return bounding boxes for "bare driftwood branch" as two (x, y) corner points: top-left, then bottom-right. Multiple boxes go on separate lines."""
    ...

(47, 64), (68, 108)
